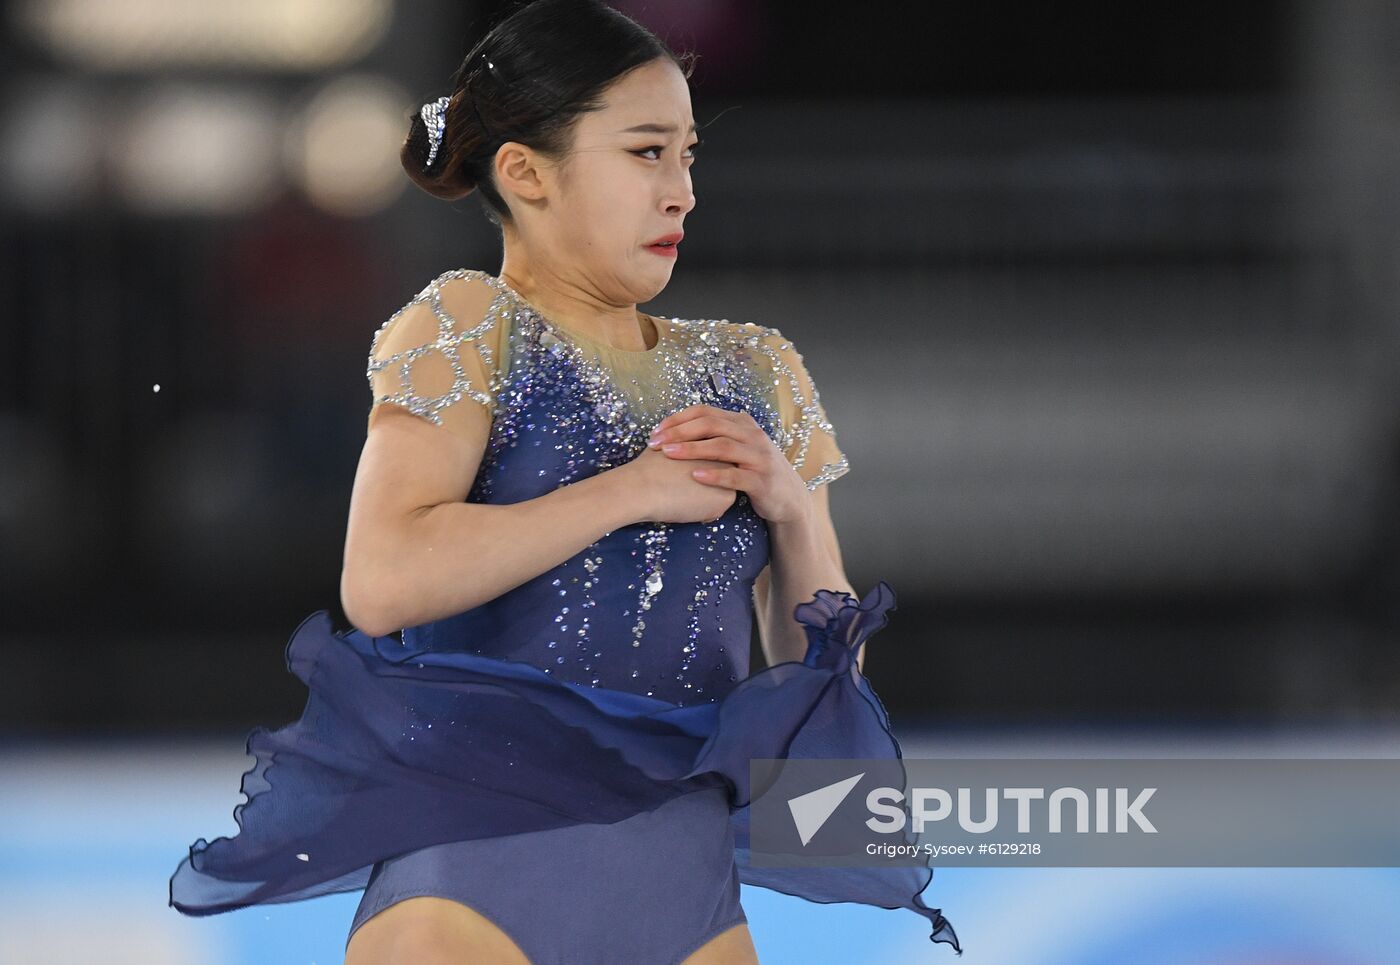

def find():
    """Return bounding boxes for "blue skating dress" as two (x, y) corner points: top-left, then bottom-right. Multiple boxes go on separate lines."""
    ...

(167, 268), (962, 961)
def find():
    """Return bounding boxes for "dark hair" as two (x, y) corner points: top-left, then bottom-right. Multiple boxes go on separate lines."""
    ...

(402, 0), (697, 229)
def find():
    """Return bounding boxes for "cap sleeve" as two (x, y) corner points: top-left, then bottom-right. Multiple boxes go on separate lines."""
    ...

(757, 326), (850, 490)
(366, 271), (508, 439)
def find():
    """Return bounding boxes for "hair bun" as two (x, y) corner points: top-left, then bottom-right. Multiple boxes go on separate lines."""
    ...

(402, 104), (477, 202)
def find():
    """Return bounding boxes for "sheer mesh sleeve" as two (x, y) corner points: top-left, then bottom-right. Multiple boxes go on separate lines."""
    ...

(366, 271), (508, 439)
(757, 326), (850, 490)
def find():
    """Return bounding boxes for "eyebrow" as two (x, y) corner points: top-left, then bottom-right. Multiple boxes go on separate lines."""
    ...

(618, 122), (698, 135)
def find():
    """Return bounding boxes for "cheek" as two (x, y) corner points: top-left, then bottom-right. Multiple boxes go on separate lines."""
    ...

(581, 168), (649, 227)
(574, 209), (643, 264)
(559, 162), (654, 260)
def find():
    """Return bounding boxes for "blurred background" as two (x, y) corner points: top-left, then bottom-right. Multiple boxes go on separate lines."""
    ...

(3, 0), (1400, 962)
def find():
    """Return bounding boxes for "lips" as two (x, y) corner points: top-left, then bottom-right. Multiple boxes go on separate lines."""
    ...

(645, 231), (684, 248)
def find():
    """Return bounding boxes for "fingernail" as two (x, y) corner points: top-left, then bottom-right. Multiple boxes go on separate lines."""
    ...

(662, 443), (681, 453)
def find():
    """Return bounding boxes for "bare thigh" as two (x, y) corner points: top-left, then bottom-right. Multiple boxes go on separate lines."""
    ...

(344, 895), (532, 965)
(677, 921), (761, 965)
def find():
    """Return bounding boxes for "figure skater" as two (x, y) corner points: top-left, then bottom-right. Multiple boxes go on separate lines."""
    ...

(168, 1), (961, 961)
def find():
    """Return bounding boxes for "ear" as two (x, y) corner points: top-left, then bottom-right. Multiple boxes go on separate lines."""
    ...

(494, 141), (547, 202)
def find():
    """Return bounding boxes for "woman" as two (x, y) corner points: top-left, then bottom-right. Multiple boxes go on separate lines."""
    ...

(168, 1), (961, 962)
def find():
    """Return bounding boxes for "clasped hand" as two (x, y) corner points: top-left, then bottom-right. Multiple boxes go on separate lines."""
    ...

(646, 404), (808, 525)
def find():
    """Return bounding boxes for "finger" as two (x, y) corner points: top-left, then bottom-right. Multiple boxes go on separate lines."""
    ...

(659, 436), (751, 463)
(651, 404), (706, 433)
(690, 465), (760, 491)
(653, 404), (732, 434)
(650, 412), (749, 448)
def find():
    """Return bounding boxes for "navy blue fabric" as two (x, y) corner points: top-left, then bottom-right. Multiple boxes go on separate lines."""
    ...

(167, 278), (962, 958)
(346, 786), (746, 965)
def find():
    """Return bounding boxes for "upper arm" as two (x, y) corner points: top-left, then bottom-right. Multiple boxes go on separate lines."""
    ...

(759, 327), (850, 491)
(751, 324), (850, 622)
(343, 273), (507, 616)
(807, 482), (845, 572)
(753, 484), (845, 603)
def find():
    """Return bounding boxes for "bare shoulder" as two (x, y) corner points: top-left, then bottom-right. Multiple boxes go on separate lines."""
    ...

(426, 268), (511, 337)
(364, 267), (512, 436)
(435, 266), (508, 306)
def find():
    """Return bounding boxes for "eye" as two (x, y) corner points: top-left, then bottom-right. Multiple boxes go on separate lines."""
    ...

(633, 139), (703, 161)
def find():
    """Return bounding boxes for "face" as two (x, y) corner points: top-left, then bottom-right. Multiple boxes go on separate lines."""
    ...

(496, 58), (699, 305)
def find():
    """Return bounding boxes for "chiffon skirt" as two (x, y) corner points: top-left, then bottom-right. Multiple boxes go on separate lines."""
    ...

(167, 581), (962, 957)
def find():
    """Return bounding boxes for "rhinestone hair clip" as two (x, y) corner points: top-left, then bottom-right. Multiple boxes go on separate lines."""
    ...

(420, 95), (451, 169)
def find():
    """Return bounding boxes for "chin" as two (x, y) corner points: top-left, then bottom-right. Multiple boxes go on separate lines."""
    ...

(633, 284), (666, 305)
(632, 267), (671, 297)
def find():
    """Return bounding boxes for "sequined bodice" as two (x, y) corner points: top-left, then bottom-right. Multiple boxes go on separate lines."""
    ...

(366, 269), (849, 707)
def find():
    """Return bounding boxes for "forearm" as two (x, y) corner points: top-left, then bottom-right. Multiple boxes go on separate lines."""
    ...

(349, 467), (641, 636)
(760, 501), (859, 670)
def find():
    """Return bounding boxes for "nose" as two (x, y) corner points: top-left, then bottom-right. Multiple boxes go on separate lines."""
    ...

(665, 192), (695, 217)
(664, 193), (695, 217)
(664, 170), (696, 216)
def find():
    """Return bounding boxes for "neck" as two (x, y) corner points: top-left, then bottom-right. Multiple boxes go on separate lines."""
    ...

(497, 262), (656, 352)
